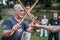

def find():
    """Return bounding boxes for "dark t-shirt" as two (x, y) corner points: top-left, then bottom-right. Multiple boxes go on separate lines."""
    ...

(49, 18), (59, 26)
(1, 16), (29, 40)
(0, 16), (2, 20)
(49, 18), (59, 33)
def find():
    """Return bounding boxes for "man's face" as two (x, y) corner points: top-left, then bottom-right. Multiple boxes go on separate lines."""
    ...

(53, 13), (58, 18)
(15, 6), (24, 17)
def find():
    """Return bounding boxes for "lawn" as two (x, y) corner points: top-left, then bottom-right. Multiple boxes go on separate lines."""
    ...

(0, 11), (60, 40)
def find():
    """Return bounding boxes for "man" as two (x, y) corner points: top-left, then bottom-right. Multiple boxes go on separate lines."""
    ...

(1, 4), (33, 40)
(48, 12), (59, 40)
(40, 15), (48, 37)
(0, 15), (3, 25)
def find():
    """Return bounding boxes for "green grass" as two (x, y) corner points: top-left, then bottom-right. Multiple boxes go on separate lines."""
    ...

(0, 26), (2, 40)
(22, 32), (48, 40)
(30, 32), (48, 40)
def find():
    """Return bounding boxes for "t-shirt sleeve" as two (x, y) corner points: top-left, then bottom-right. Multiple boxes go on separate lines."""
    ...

(0, 16), (2, 20)
(3, 20), (13, 30)
(23, 21), (29, 31)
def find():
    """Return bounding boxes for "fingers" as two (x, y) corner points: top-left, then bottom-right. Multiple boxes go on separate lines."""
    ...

(12, 23), (21, 31)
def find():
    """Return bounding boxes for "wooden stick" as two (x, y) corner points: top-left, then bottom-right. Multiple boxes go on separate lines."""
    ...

(18, 0), (38, 22)
(10, 15), (27, 36)
(18, 0), (33, 21)
(10, 0), (38, 36)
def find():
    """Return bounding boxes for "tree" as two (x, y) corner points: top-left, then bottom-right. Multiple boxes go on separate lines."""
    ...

(39, 0), (52, 7)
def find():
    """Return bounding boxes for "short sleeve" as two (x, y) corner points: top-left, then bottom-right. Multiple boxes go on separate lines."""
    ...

(3, 20), (13, 30)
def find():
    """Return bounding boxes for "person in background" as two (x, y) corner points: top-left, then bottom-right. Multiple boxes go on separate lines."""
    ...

(40, 15), (48, 37)
(48, 12), (59, 40)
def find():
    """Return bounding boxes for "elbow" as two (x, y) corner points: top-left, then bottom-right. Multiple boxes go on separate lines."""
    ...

(2, 30), (10, 37)
(2, 31), (6, 37)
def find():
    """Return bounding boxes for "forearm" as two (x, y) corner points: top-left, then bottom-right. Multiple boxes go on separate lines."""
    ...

(52, 26), (60, 32)
(2, 30), (13, 37)
(41, 25), (56, 32)
(37, 25), (60, 32)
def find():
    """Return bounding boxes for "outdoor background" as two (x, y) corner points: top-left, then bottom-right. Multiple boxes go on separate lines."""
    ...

(0, 0), (60, 40)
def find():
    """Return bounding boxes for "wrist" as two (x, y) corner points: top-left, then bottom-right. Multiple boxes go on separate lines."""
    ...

(11, 29), (16, 32)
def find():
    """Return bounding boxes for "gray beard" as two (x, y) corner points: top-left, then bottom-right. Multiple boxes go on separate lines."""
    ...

(19, 16), (23, 19)
(19, 13), (26, 19)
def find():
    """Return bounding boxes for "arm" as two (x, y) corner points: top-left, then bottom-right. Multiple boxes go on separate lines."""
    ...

(2, 20), (13, 37)
(26, 26), (33, 33)
(2, 20), (20, 37)
(2, 24), (20, 37)
(0, 20), (3, 25)
(34, 25), (60, 33)
(2, 30), (13, 37)
(23, 21), (33, 32)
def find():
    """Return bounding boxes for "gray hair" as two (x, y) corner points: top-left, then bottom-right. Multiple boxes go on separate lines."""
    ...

(13, 4), (21, 10)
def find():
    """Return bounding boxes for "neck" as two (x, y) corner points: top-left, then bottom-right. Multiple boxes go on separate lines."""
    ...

(53, 17), (57, 20)
(43, 18), (46, 19)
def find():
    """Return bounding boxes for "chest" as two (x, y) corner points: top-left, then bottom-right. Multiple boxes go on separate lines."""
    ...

(50, 19), (59, 25)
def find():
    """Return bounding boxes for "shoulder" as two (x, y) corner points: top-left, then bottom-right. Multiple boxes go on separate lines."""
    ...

(4, 16), (13, 23)
(7, 16), (14, 20)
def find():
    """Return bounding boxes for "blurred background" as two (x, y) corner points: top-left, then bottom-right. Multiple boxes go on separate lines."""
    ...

(0, 0), (60, 40)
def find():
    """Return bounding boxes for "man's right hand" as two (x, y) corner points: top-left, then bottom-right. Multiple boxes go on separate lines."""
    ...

(12, 23), (21, 31)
